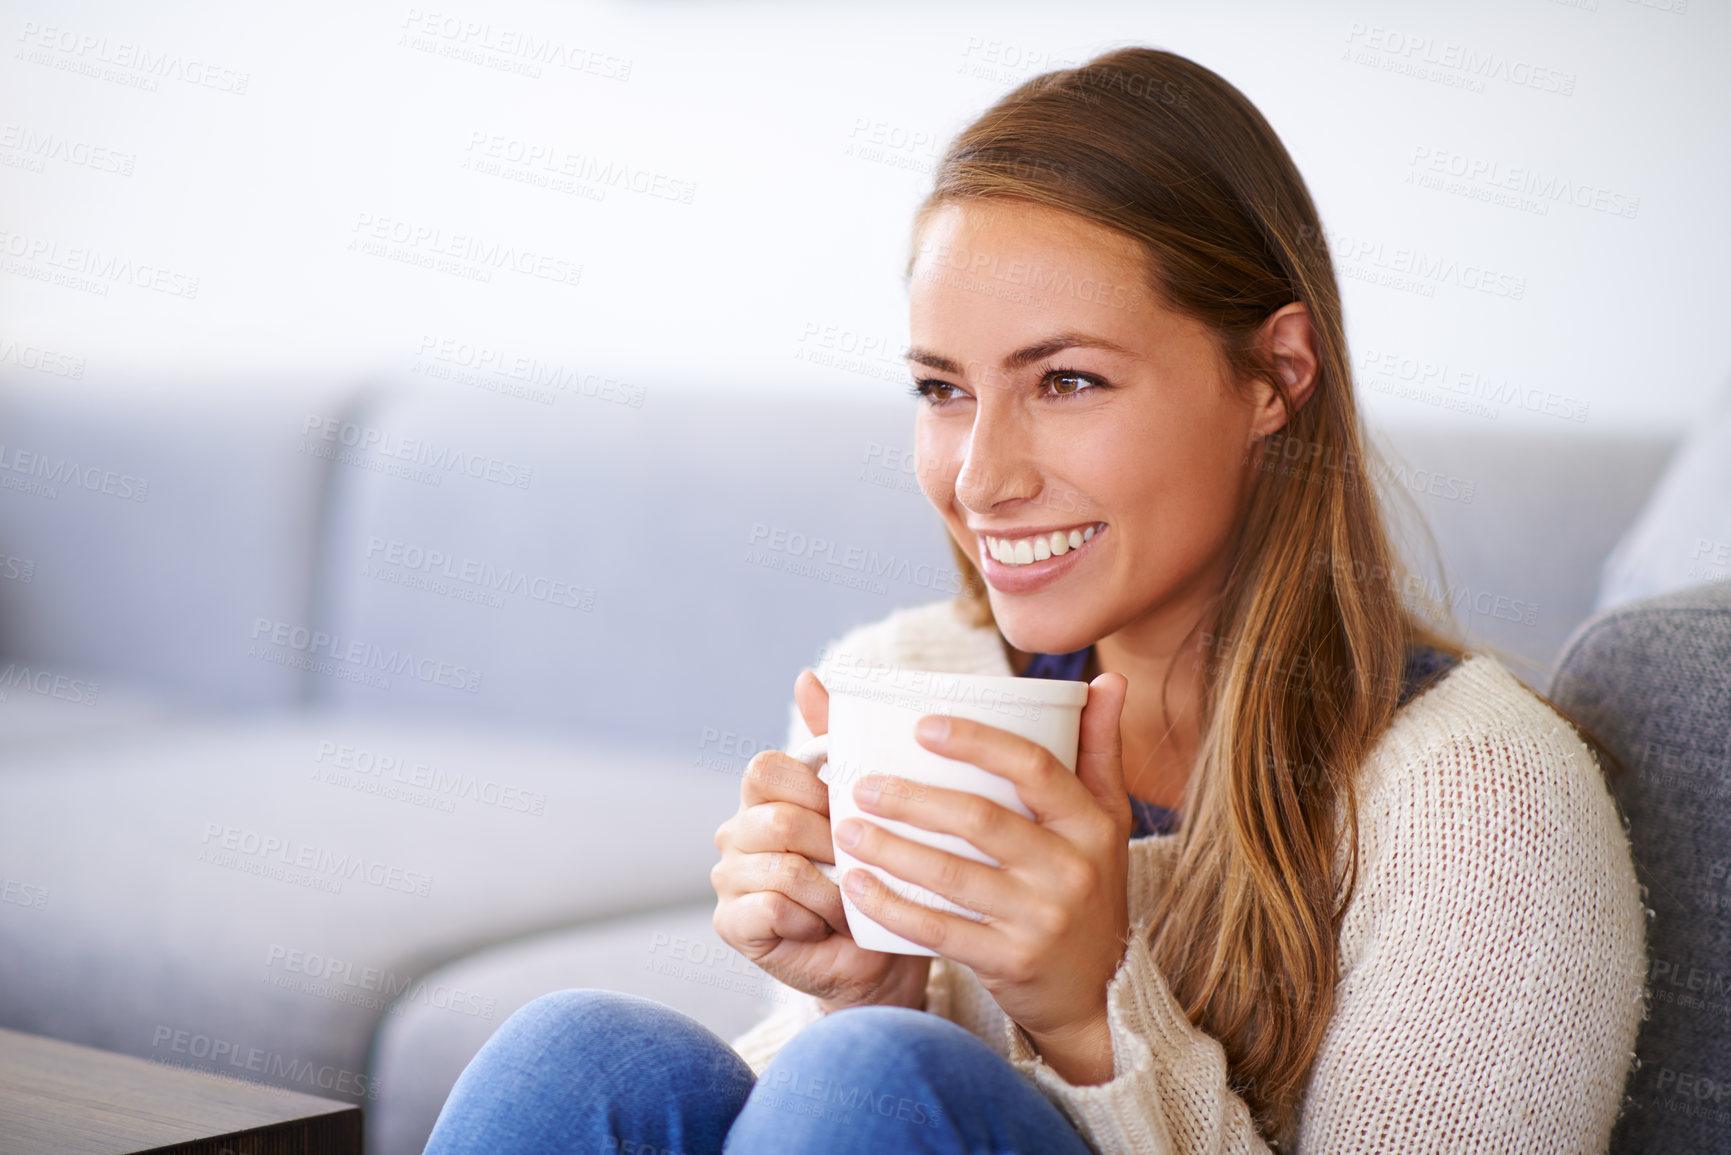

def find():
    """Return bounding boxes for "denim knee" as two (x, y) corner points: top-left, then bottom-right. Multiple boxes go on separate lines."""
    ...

(779, 1004), (992, 1071)
(427, 988), (755, 1155)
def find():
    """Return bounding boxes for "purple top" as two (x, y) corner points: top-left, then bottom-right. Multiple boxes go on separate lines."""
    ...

(1019, 642), (1461, 840)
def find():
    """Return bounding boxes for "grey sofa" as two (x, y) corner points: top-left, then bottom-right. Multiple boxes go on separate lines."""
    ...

(1551, 582), (1731, 1155)
(0, 373), (1684, 1154)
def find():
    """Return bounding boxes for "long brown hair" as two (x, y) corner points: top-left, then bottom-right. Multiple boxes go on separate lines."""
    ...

(908, 48), (1467, 1140)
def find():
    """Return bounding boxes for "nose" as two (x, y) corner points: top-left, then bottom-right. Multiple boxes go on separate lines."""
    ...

(951, 396), (1042, 515)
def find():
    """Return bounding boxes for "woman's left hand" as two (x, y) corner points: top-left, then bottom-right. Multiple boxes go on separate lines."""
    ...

(833, 671), (1133, 1081)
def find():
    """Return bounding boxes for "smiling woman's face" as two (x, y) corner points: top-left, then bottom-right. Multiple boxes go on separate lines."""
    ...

(908, 199), (1271, 657)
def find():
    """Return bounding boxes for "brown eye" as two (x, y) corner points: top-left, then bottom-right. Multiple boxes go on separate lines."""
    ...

(909, 379), (965, 404)
(1045, 370), (1103, 399)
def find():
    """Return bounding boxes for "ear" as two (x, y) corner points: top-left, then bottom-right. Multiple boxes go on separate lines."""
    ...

(1246, 302), (1319, 440)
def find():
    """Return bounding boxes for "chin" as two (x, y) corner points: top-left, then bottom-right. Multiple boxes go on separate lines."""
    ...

(988, 600), (1095, 657)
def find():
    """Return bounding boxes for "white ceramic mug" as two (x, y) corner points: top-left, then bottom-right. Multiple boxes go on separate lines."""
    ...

(788, 663), (1089, 956)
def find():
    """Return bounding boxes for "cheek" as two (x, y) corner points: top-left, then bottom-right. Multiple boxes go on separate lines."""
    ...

(1093, 408), (1253, 550)
(914, 417), (961, 495)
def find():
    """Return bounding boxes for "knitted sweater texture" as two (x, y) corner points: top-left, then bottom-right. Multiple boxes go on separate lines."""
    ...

(728, 598), (1649, 1153)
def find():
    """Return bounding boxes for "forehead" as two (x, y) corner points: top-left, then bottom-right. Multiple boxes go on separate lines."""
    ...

(908, 201), (1162, 349)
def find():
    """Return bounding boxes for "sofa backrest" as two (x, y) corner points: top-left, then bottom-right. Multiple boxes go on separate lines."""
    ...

(0, 380), (354, 713)
(1549, 581), (1731, 1155)
(299, 385), (960, 754)
(0, 371), (1684, 751)
(1375, 425), (1677, 682)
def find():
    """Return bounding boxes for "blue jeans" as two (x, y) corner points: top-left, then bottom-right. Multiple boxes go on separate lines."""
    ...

(424, 988), (1095, 1154)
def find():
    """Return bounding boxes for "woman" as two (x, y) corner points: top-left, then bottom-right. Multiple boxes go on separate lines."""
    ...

(426, 47), (1647, 1153)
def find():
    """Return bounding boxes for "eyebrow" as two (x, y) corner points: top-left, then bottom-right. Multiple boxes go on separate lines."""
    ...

(904, 332), (1135, 374)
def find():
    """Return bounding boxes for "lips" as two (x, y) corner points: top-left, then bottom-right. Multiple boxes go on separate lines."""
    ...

(973, 522), (1107, 595)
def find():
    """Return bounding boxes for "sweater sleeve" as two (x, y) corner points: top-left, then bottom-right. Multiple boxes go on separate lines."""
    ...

(998, 702), (1648, 1154)
(1002, 919), (1267, 1153)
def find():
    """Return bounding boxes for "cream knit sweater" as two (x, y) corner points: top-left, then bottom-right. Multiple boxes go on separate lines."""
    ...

(728, 597), (1650, 1153)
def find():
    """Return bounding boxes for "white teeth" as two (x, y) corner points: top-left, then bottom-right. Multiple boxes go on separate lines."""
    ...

(982, 523), (1104, 568)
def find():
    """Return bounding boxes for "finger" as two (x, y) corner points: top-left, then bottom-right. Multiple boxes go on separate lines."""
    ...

(834, 810), (1018, 924)
(716, 887), (831, 960)
(839, 864), (992, 965)
(740, 748), (829, 815)
(848, 776), (1065, 878)
(794, 668), (829, 739)
(1076, 672), (1130, 813)
(910, 715), (1089, 827)
(731, 800), (836, 865)
(714, 850), (850, 935)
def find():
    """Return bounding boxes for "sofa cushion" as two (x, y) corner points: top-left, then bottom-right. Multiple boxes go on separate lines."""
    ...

(367, 899), (777, 1155)
(1373, 425), (1676, 682)
(1595, 393), (1731, 613)
(1549, 581), (1731, 1155)
(0, 714), (739, 1114)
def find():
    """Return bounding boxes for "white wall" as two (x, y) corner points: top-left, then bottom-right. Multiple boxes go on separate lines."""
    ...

(1, 0), (1725, 432)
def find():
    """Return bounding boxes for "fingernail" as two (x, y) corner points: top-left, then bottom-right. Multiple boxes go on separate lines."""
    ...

(915, 715), (950, 742)
(834, 819), (861, 849)
(844, 869), (871, 896)
(854, 777), (879, 804)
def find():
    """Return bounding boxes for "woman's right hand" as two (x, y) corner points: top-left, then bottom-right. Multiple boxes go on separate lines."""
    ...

(712, 668), (933, 1013)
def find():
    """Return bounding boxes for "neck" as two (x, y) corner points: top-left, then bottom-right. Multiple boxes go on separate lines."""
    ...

(1094, 624), (1207, 810)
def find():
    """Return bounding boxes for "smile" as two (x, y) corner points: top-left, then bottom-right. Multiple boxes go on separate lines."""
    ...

(981, 522), (1105, 567)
